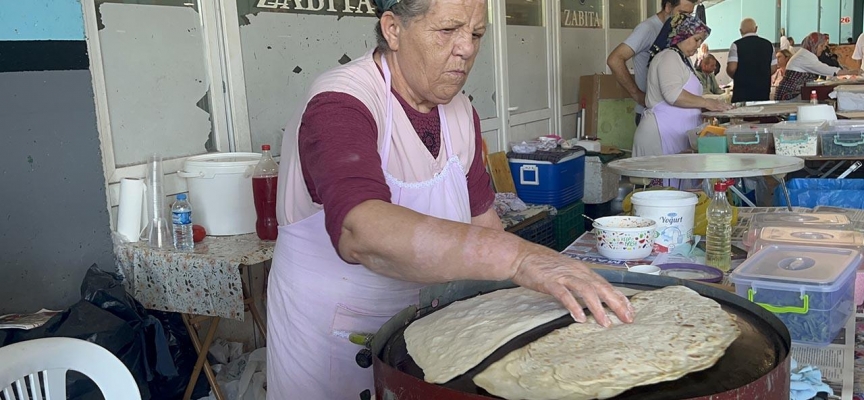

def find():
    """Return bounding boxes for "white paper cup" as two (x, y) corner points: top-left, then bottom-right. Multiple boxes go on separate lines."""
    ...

(628, 265), (661, 275)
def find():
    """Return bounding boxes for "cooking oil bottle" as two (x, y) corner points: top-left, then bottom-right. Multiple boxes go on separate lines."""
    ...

(706, 180), (733, 272)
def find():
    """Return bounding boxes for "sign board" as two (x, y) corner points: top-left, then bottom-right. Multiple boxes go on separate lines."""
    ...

(251, 0), (377, 17)
(561, 0), (603, 29)
(841, 16), (852, 25)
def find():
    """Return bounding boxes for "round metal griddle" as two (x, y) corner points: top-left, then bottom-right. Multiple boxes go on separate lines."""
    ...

(372, 271), (791, 400)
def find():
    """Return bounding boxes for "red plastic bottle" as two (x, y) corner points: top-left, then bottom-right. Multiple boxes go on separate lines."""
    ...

(252, 145), (279, 240)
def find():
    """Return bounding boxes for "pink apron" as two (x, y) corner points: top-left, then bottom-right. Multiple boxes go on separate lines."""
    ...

(650, 72), (703, 187)
(266, 55), (473, 400)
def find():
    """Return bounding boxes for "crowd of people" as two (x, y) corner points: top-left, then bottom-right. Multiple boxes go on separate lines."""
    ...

(606, 0), (863, 162)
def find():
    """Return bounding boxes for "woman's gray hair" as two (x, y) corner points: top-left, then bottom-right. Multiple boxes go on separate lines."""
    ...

(374, 0), (432, 52)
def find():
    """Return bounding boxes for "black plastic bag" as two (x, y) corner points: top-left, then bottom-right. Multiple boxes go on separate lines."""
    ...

(2, 265), (210, 400)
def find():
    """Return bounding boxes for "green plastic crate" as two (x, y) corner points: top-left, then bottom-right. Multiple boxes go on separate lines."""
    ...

(555, 201), (586, 251)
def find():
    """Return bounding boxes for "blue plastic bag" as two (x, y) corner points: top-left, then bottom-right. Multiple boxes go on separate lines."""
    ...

(774, 178), (864, 208)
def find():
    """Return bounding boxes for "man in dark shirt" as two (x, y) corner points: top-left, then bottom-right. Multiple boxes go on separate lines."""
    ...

(727, 18), (777, 103)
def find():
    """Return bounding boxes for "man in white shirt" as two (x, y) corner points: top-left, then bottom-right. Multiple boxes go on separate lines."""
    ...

(606, 0), (696, 125)
(852, 33), (864, 69)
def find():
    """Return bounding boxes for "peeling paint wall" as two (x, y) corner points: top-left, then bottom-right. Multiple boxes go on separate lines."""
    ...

(96, 2), (214, 165)
(237, 6), (498, 156)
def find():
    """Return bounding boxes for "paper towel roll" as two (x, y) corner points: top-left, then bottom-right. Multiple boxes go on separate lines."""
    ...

(117, 178), (145, 242)
(797, 104), (837, 122)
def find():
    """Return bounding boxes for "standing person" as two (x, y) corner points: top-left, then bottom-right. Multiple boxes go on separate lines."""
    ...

(634, 14), (730, 163)
(727, 18), (777, 103)
(775, 33), (860, 100)
(268, 0), (635, 398)
(852, 32), (864, 69)
(779, 28), (790, 50)
(606, 0), (696, 125)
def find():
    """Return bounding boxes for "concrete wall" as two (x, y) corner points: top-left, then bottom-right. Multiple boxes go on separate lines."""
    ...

(0, 0), (114, 314)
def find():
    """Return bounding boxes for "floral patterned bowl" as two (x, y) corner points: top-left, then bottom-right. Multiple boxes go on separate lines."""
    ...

(593, 216), (657, 261)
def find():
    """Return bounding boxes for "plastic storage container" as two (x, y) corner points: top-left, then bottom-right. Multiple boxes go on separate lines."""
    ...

(819, 120), (864, 157)
(772, 121), (824, 156)
(730, 244), (860, 346)
(697, 135), (727, 154)
(509, 150), (586, 209)
(743, 212), (852, 249)
(179, 152), (261, 236)
(749, 226), (864, 256)
(726, 124), (773, 154)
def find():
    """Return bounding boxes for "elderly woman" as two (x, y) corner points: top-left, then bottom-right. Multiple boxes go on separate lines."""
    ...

(775, 33), (859, 100)
(771, 49), (792, 100)
(268, 0), (634, 398)
(633, 14), (729, 161)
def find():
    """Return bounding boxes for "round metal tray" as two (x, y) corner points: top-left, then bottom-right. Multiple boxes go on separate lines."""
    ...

(373, 272), (791, 400)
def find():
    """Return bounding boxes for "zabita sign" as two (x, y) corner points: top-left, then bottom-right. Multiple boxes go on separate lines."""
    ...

(255, 0), (377, 16)
(561, 0), (603, 28)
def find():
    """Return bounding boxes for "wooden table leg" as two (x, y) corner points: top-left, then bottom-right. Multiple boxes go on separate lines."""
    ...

(240, 264), (267, 343)
(181, 314), (226, 400)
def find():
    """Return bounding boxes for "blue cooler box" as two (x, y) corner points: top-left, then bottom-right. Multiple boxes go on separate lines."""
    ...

(509, 150), (585, 208)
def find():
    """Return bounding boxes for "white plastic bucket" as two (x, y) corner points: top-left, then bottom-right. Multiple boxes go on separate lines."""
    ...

(630, 191), (698, 253)
(178, 152), (262, 236)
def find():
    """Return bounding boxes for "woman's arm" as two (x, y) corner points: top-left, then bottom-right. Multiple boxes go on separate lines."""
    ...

(340, 200), (633, 327)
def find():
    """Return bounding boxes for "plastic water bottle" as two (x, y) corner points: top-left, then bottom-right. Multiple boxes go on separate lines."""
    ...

(705, 180), (733, 272)
(172, 193), (194, 251)
(252, 145), (279, 240)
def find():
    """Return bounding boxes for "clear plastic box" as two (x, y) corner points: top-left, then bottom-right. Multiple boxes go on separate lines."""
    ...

(726, 124), (773, 154)
(743, 212), (852, 249)
(819, 120), (864, 157)
(730, 244), (860, 346)
(749, 225), (864, 257)
(772, 121), (825, 156)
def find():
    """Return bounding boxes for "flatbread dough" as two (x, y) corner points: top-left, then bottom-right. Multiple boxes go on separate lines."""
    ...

(473, 286), (740, 400)
(405, 287), (568, 384)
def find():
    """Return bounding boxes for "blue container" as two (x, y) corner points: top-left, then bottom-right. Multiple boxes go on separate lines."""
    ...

(774, 178), (864, 208)
(509, 151), (585, 209)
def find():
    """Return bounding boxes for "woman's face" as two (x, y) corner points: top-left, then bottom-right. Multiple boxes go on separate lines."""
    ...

(388, 0), (487, 105)
(816, 42), (827, 55)
(677, 33), (706, 57)
(777, 52), (789, 68)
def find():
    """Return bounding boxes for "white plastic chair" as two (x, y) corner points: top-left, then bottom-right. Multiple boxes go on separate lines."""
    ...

(0, 337), (141, 400)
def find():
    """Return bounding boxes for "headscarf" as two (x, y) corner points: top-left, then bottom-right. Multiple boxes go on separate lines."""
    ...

(801, 32), (828, 54)
(374, 0), (401, 15)
(650, 14), (711, 73)
(668, 13), (711, 47)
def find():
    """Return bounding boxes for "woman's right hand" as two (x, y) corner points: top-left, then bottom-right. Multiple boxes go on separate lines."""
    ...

(703, 99), (732, 112)
(510, 250), (635, 328)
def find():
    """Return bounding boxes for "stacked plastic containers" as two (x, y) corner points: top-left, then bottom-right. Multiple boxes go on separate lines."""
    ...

(732, 212), (864, 345)
(771, 121), (825, 157)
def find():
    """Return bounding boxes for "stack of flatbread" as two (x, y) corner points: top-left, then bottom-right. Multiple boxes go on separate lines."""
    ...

(405, 286), (740, 400)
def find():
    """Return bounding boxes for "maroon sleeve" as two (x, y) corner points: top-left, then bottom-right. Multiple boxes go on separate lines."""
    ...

(298, 92), (391, 251)
(467, 108), (496, 217)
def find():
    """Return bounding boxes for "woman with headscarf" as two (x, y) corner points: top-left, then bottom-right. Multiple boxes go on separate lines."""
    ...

(775, 32), (860, 100)
(633, 14), (729, 162)
(267, 0), (635, 398)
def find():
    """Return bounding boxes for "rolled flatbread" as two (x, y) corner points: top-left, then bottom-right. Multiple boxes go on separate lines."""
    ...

(473, 286), (741, 400)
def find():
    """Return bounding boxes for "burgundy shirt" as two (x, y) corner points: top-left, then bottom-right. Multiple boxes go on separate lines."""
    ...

(298, 89), (495, 251)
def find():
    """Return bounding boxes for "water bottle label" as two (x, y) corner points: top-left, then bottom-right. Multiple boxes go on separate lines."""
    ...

(172, 211), (192, 225)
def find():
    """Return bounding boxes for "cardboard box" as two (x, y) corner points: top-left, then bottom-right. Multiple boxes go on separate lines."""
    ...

(579, 74), (637, 150)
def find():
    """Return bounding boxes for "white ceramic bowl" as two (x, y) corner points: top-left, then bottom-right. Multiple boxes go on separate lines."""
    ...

(593, 216), (657, 261)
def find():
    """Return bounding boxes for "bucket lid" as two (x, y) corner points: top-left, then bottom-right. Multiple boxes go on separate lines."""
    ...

(183, 152), (262, 175)
(631, 190), (698, 206)
(731, 244), (860, 289)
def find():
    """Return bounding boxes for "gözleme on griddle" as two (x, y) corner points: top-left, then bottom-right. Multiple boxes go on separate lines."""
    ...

(405, 286), (740, 400)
